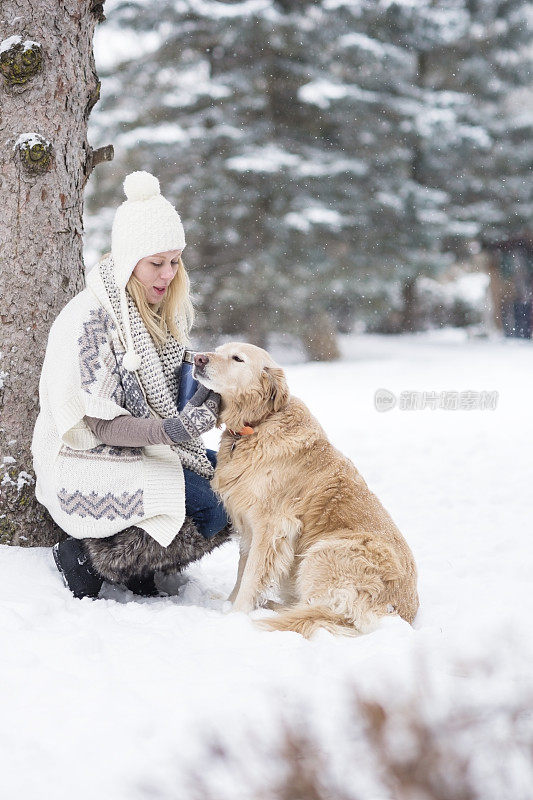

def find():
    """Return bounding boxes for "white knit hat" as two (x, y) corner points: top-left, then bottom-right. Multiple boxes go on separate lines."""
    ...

(111, 171), (186, 371)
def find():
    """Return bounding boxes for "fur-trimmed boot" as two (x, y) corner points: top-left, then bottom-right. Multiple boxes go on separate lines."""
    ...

(82, 517), (231, 588)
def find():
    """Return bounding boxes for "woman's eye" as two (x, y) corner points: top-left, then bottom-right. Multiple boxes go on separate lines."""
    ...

(232, 355), (244, 362)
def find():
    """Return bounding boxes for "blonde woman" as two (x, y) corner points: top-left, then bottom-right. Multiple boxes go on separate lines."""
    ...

(32, 171), (229, 599)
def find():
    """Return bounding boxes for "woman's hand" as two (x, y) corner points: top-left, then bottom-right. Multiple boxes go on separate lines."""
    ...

(163, 386), (221, 442)
(187, 383), (215, 407)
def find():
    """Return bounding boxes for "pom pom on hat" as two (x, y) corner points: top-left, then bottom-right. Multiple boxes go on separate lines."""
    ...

(123, 171), (161, 202)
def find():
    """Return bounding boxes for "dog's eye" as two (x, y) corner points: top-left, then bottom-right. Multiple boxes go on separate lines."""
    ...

(232, 355), (244, 362)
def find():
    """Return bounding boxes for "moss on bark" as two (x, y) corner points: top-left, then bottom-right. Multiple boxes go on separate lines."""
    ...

(0, 467), (62, 547)
(16, 136), (53, 174)
(0, 39), (42, 86)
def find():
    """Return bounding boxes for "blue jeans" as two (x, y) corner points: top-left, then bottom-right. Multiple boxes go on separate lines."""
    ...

(183, 449), (229, 540)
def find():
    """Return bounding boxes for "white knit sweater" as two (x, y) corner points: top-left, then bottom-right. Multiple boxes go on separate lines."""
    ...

(31, 257), (210, 547)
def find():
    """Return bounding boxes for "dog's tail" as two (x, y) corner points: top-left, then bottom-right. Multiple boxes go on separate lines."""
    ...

(257, 603), (381, 639)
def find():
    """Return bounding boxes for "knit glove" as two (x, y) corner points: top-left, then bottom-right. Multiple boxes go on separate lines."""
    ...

(163, 384), (221, 442)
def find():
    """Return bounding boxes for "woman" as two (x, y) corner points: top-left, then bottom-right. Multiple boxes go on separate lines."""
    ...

(31, 171), (229, 600)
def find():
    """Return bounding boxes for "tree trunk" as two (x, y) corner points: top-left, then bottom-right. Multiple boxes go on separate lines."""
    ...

(400, 278), (418, 333)
(0, 1), (111, 546)
(300, 311), (340, 362)
(485, 250), (505, 334)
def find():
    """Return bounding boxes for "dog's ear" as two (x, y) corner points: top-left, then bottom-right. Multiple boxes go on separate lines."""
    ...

(261, 366), (290, 413)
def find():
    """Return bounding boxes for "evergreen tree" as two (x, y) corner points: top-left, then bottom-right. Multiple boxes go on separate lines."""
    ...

(86, 0), (532, 345)
(356, 0), (532, 325)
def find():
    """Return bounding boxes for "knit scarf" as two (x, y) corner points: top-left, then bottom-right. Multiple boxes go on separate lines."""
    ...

(98, 255), (213, 479)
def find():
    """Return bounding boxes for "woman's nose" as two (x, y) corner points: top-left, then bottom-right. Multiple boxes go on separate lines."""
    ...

(194, 353), (209, 369)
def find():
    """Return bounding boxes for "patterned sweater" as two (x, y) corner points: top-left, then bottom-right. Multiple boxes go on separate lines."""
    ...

(31, 257), (212, 547)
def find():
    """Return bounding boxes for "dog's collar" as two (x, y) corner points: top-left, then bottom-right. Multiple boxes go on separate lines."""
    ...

(227, 425), (255, 437)
(227, 424), (255, 453)
(226, 410), (278, 440)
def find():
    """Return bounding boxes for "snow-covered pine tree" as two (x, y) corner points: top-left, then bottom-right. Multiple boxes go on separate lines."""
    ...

(0, 0), (112, 545)
(431, 0), (532, 247)
(86, 0), (531, 342)
(86, 0), (399, 356)
(356, 0), (532, 328)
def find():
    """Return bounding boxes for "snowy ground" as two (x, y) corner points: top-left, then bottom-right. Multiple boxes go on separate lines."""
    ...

(2, 332), (532, 799)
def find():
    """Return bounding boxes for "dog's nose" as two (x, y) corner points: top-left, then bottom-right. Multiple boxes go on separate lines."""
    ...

(194, 353), (209, 369)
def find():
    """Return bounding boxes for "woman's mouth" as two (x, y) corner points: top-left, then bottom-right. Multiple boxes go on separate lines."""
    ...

(153, 286), (166, 297)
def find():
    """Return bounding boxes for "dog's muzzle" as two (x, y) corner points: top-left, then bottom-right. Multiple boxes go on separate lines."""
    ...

(193, 353), (209, 381)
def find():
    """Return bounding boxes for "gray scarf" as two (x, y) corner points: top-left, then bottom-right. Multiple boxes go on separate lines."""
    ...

(99, 255), (213, 479)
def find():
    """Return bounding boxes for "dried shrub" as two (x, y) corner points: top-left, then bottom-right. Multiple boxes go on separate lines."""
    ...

(139, 658), (533, 800)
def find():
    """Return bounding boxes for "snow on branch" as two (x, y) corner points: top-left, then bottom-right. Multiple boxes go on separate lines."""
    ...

(298, 80), (379, 110)
(12, 132), (49, 151)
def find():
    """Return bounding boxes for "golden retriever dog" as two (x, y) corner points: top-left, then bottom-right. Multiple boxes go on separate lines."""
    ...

(194, 342), (419, 638)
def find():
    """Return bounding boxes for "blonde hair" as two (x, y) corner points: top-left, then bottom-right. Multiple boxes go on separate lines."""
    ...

(126, 257), (194, 348)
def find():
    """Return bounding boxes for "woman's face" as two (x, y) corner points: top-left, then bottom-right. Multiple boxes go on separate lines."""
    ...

(132, 249), (183, 305)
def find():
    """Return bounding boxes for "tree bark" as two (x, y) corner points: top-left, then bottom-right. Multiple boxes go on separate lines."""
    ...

(0, 1), (110, 545)
(400, 278), (418, 333)
(485, 251), (505, 334)
(300, 311), (340, 362)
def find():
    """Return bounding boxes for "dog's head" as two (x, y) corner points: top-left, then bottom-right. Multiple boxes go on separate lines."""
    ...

(193, 342), (290, 429)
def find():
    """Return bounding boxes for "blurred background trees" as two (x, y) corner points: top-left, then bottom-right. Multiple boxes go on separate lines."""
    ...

(85, 0), (532, 356)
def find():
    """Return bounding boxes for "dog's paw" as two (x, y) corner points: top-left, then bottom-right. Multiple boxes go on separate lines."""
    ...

(231, 598), (254, 614)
